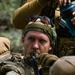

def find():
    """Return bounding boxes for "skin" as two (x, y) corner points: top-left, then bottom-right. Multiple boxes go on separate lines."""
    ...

(58, 0), (71, 6)
(58, 0), (75, 25)
(71, 12), (75, 25)
(22, 31), (52, 57)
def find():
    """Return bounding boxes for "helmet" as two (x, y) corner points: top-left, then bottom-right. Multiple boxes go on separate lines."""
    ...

(22, 15), (57, 51)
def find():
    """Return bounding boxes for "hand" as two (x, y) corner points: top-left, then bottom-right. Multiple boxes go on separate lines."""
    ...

(38, 53), (58, 68)
(71, 12), (75, 25)
(58, 0), (71, 6)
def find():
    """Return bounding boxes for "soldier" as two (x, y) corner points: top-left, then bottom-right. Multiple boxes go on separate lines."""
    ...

(21, 15), (58, 75)
(12, 0), (75, 57)
(0, 15), (58, 75)
(50, 56), (75, 75)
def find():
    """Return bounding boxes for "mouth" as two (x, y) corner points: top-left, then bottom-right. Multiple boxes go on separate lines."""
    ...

(30, 51), (39, 57)
(25, 53), (39, 59)
(30, 49), (40, 55)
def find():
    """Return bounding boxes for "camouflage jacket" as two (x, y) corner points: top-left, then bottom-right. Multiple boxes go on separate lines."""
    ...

(0, 53), (50, 75)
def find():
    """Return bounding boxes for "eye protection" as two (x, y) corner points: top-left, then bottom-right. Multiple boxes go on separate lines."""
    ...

(28, 14), (54, 27)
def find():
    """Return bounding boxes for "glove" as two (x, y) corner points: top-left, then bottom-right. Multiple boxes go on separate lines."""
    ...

(38, 53), (58, 68)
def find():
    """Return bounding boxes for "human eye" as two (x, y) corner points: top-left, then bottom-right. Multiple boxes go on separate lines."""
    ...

(39, 39), (46, 44)
(28, 37), (34, 42)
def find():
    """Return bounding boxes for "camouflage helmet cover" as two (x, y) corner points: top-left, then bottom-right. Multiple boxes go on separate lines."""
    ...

(22, 15), (57, 48)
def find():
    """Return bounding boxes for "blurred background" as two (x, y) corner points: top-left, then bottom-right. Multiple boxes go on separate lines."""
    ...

(0, 0), (24, 54)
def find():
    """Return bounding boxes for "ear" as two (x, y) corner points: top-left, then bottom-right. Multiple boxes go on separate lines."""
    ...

(22, 35), (25, 43)
(48, 47), (52, 54)
(49, 47), (52, 51)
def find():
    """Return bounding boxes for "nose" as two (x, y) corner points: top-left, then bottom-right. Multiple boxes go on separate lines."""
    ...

(32, 40), (39, 49)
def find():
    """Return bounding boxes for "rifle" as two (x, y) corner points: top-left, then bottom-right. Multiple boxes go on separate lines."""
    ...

(30, 55), (40, 75)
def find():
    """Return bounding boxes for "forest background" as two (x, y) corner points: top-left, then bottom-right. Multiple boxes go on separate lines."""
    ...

(0, 0), (23, 54)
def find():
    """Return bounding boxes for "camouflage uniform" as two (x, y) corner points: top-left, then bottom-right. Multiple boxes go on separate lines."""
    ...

(0, 53), (25, 75)
(0, 53), (51, 75)
(10, 0), (75, 74)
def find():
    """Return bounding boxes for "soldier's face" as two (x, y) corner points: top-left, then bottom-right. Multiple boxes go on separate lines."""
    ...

(22, 31), (52, 56)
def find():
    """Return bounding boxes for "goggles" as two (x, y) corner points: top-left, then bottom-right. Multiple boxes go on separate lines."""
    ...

(24, 15), (56, 40)
(28, 14), (54, 27)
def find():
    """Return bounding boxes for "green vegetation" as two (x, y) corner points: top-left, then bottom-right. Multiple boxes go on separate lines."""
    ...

(0, 0), (24, 54)
(0, 0), (21, 23)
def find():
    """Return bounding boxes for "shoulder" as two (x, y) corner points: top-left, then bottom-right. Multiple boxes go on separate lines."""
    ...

(0, 53), (25, 75)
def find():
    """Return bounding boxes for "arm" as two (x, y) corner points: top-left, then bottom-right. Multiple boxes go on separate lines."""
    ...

(13, 0), (49, 29)
(12, 0), (71, 29)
